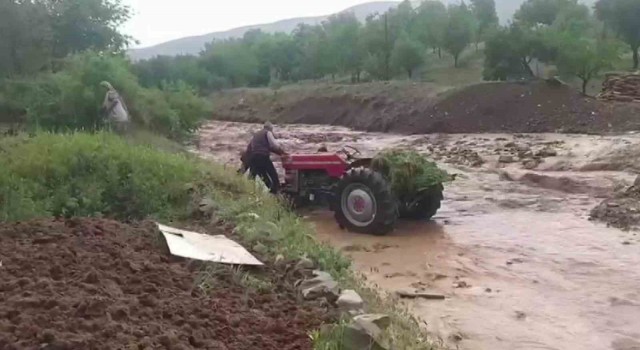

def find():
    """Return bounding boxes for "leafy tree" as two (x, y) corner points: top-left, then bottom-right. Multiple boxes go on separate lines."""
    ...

(363, 53), (388, 80)
(361, 1), (416, 80)
(595, 0), (640, 69)
(324, 13), (364, 82)
(515, 0), (580, 26)
(551, 2), (593, 35)
(388, 0), (415, 42)
(483, 24), (548, 80)
(412, 1), (448, 57)
(362, 13), (393, 80)
(443, 3), (475, 67)
(554, 34), (619, 94)
(200, 40), (260, 87)
(268, 33), (300, 82)
(470, 0), (499, 48)
(293, 24), (330, 80)
(133, 55), (217, 92)
(0, 0), (131, 78)
(391, 34), (425, 78)
(0, 1), (52, 77)
(46, 0), (132, 57)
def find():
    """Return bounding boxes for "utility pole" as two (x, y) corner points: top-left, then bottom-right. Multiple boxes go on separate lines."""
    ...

(384, 13), (390, 81)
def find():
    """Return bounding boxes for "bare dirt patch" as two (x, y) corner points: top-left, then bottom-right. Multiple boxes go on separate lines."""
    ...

(0, 218), (330, 350)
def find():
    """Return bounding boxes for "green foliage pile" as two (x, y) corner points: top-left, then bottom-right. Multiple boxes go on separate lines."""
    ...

(0, 52), (208, 139)
(371, 150), (451, 199)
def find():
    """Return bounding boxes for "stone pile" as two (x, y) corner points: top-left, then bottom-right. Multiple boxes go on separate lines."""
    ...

(598, 73), (640, 103)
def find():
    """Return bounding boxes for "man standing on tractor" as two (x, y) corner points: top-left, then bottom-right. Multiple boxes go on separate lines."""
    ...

(245, 122), (286, 194)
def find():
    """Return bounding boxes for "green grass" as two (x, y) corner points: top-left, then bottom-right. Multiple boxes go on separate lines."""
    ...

(0, 132), (437, 349)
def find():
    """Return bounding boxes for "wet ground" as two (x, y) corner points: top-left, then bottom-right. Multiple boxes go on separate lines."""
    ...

(197, 121), (640, 350)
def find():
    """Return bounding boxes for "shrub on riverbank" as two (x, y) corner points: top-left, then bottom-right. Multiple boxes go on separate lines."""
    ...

(0, 53), (208, 139)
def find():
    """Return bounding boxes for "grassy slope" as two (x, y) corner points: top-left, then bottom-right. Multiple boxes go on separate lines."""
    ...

(0, 132), (436, 350)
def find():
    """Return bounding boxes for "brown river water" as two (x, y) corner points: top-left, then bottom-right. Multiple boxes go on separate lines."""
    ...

(197, 121), (640, 350)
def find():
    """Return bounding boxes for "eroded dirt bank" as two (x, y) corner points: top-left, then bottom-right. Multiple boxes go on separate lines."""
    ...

(198, 121), (640, 350)
(211, 81), (640, 134)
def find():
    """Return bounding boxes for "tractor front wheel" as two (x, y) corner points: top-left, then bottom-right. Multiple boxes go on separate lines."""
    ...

(334, 168), (398, 235)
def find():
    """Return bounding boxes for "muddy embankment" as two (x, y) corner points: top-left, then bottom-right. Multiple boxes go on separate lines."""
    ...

(211, 80), (640, 135)
(198, 121), (640, 350)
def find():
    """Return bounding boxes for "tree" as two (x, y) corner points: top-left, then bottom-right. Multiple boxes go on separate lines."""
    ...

(551, 2), (593, 35)
(391, 34), (425, 78)
(596, 0), (640, 69)
(293, 24), (330, 80)
(412, 1), (448, 57)
(200, 40), (260, 87)
(470, 0), (499, 48)
(443, 3), (474, 67)
(0, 1), (52, 77)
(483, 24), (548, 80)
(324, 13), (364, 82)
(46, 0), (132, 57)
(0, 0), (131, 78)
(515, 0), (580, 26)
(554, 34), (619, 94)
(362, 13), (393, 80)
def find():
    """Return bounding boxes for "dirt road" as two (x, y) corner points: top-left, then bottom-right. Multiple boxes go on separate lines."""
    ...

(198, 121), (640, 350)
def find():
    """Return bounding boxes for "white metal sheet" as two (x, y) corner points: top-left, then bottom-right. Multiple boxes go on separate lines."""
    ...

(157, 223), (263, 266)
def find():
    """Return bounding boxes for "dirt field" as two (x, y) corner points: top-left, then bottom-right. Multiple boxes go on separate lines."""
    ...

(198, 120), (640, 350)
(0, 218), (331, 350)
(211, 80), (640, 135)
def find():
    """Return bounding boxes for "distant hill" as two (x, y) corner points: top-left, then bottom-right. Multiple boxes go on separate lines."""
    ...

(128, 1), (400, 61)
(129, 0), (599, 61)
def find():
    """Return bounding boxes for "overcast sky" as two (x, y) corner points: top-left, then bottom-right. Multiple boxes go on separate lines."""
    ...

(123, 0), (378, 48)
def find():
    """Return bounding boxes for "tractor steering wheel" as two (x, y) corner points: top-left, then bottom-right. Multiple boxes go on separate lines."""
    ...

(339, 145), (361, 160)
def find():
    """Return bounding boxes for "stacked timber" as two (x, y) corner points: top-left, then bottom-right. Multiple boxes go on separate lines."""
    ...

(597, 73), (640, 103)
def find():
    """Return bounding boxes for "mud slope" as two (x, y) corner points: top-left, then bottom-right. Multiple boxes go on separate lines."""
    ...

(0, 218), (329, 350)
(211, 80), (640, 134)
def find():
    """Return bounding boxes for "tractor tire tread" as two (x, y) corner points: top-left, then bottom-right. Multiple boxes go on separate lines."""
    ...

(333, 167), (398, 235)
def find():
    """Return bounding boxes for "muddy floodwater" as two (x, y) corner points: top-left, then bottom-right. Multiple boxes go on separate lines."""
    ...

(197, 121), (640, 350)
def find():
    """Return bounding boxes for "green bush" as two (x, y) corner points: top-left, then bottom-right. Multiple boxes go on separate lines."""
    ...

(0, 52), (209, 139)
(371, 150), (451, 199)
(0, 132), (207, 221)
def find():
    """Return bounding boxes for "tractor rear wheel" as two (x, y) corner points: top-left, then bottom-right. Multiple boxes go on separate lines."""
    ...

(334, 168), (398, 235)
(399, 185), (444, 220)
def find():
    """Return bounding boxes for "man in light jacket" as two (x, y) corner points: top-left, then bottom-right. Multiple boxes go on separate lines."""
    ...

(100, 81), (130, 134)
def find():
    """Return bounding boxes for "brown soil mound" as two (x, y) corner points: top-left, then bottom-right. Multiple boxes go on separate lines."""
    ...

(0, 218), (329, 350)
(407, 81), (632, 134)
(591, 185), (640, 230)
(211, 80), (640, 134)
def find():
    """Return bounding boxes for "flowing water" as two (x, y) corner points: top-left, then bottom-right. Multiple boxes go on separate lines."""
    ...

(198, 121), (640, 350)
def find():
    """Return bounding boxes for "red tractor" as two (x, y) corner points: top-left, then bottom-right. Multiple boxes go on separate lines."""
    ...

(279, 146), (444, 235)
